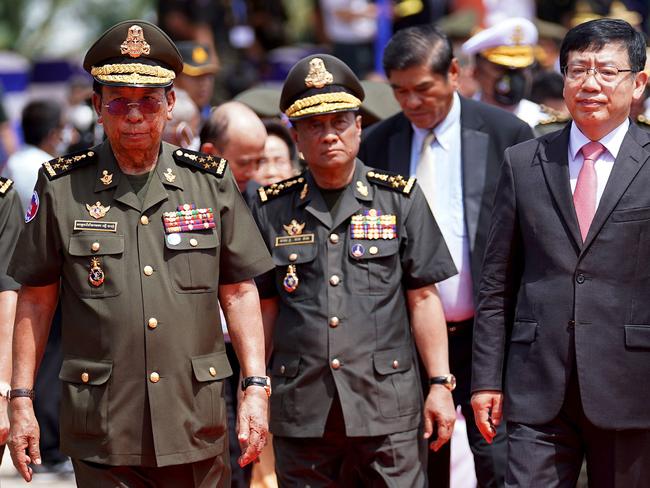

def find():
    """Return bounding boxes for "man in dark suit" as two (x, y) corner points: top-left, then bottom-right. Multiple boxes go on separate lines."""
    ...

(472, 18), (650, 486)
(359, 24), (533, 488)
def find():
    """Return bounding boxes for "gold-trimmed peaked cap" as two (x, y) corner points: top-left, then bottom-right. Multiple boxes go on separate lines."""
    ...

(280, 54), (364, 120)
(83, 20), (183, 87)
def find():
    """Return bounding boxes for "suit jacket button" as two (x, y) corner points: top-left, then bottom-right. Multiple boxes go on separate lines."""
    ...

(329, 316), (340, 328)
(148, 317), (158, 329)
(331, 358), (341, 369)
(576, 273), (585, 284)
(143, 265), (154, 276)
(140, 215), (149, 225)
(150, 372), (160, 383)
(329, 275), (340, 286)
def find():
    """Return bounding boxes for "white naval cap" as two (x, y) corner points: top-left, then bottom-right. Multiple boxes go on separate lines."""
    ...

(462, 17), (538, 68)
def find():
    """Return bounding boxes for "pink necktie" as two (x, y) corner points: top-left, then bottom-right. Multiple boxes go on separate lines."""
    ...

(574, 141), (605, 241)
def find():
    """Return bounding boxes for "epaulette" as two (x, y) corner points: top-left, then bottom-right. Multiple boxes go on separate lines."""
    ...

(366, 169), (416, 195)
(43, 149), (97, 180)
(257, 174), (307, 204)
(173, 148), (227, 177)
(0, 176), (13, 196)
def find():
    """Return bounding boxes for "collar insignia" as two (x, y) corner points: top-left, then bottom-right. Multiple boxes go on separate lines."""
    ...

(100, 170), (113, 185)
(163, 168), (176, 183)
(356, 180), (368, 197)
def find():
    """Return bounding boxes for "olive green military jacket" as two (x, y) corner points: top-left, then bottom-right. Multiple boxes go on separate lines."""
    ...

(0, 177), (22, 292)
(251, 160), (457, 438)
(8, 140), (274, 466)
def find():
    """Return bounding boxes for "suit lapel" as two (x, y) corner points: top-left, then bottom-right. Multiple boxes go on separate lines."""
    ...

(388, 115), (413, 175)
(459, 99), (489, 253)
(583, 124), (650, 250)
(539, 125), (583, 248)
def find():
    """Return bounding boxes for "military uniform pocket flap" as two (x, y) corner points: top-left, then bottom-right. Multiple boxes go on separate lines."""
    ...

(59, 357), (113, 385)
(165, 231), (219, 251)
(349, 239), (399, 260)
(191, 351), (232, 382)
(271, 244), (317, 266)
(373, 346), (412, 375)
(624, 324), (650, 349)
(68, 234), (124, 256)
(271, 354), (300, 378)
(511, 321), (538, 343)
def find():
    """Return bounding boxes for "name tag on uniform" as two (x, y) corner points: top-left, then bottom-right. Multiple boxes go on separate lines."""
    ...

(74, 220), (118, 232)
(275, 234), (315, 247)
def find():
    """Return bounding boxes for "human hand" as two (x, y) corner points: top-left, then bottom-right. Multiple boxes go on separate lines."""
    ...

(423, 386), (456, 452)
(471, 390), (503, 443)
(8, 398), (41, 481)
(236, 388), (268, 467)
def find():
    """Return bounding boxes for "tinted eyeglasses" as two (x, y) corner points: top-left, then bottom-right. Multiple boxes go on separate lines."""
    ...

(103, 97), (163, 116)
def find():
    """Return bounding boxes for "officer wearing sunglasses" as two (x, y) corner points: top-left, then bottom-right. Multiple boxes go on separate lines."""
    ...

(6, 20), (274, 487)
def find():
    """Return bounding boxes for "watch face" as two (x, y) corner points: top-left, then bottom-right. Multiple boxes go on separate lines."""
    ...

(448, 374), (457, 391)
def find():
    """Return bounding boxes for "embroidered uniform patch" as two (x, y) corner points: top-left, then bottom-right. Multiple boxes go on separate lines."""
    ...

(25, 191), (39, 223)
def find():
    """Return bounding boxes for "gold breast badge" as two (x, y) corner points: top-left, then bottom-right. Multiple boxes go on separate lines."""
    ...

(86, 201), (111, 219)
(283, 219), (306, 236)
(88, 257), (105, 287)
(100, 170), (113, 185)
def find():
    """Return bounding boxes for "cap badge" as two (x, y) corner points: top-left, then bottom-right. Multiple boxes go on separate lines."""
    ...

(120, 25), (151, 58)
(86, 201), (111, 219)
(511, 25), (524, 45)
(192, 46), (208, 64)
(100, 170), (113, 186)
(304, 58), (334, 88)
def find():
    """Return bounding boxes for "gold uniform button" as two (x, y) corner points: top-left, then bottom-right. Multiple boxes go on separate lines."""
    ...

(81, 372), (89, 383)
(369, 246), (379, 255)
(331, 358), (341, 370)
(91, 242), (100, 252)
(140, 215), (149, 225)
(288, 253), (298, 262)
(392, 360), (399, 369)
(329, 275), (340, 286)
(329, 234), (339, 244)
(329, 316), (340, 328)
(150, 372), (160, 383)
(189, 238), (198, 247)
(148, 317), (158, 329)
(209, 367), (217, 377)
(280, 365), (286, 375)
(143, 265), (154, 276)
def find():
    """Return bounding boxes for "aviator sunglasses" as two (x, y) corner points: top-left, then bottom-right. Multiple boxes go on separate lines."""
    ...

(103, 97), (163, 116)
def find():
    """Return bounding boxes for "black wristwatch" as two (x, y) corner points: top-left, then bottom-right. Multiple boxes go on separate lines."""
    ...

(240, 376), (272, 397)
(9, 388), (35, 400)
(429, 374), (456, 391)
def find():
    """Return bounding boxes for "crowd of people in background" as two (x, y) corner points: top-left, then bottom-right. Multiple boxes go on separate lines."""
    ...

(1, 1), (650, 488)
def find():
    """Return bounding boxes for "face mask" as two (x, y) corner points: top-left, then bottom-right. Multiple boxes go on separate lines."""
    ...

(493, 69), (528, 106)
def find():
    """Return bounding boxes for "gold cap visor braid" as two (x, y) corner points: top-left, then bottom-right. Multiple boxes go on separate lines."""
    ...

(481, 45), (535, 68)
(285, 92), (362, 119)
(91, 63), (176, 87)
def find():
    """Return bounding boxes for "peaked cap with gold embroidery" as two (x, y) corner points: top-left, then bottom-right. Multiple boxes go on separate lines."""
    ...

(83, 20), (183, 87)
(43, 149), (97, 181)
(173, 148), (228, 178)
(280, 54), (364, 120)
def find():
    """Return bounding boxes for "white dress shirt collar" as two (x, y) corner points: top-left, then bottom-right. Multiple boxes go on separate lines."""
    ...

(569, 118), (630, 161)
(411, 92), (461, 153)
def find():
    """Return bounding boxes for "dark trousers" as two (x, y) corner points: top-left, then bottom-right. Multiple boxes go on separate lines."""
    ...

(34, 303), (67, 465)
(71, 455), (228, 488)
(423, 320), (507, 488)
(274, 395), (425, 487)
(506, 367), (650, 488)
(224, 342), (252, 487)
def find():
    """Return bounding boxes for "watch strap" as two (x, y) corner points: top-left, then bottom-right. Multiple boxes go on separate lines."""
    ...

(9, 388), (35, 400)
(240, 376), (271, 396)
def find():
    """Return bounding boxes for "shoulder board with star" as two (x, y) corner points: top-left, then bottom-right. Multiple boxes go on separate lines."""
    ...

(173, 148), (227, 177)
(0, 176), (13, 196)
(366, 169), (416, 196)
(257, 174), (307, 204)
(43, 149), (97, 180)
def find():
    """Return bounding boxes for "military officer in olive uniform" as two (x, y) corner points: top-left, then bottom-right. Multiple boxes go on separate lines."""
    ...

(251, 54), (458, 486)
(0, 177), (22, 461)
(6, 21), (274, 487)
